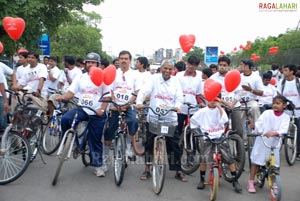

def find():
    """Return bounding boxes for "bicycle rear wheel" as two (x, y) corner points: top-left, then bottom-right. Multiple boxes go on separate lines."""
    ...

(152, 138), (166, 195)
(269, 174), (282, 201)
(0, 131), (31, 185)
(284, 123), (297, 166)
(81, 131), (90, 166)
(52, 130), (73, 186)
(132, 123), (146, 156)
(209, 167), (219, 201)
(113, 132), (126, 186)
(223, 133), (245, 182)
(42, 116), (62, 155)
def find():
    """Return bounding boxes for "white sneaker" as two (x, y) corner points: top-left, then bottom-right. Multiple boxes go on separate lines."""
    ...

(126, 144), (134, 159)
(102, 164), (108, 173)
(94, 167), (105, 177)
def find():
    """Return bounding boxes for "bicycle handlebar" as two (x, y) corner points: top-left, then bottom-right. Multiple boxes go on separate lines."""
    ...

(248, 133), (282, 149)
(5, 89), (38, 105)
(99, 99), (134, 109)
(69, 100), (98, 115)
(142, 106), (177, 117)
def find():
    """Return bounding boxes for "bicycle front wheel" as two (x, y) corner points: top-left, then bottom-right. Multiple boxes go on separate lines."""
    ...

(113, 132), (126, 186)
(52, 130), (73, 186)
(269, 174), (282, 201)
(284, 123), (297, 166)
(42, 116), (62, 155)
(132, 123), (146, 156)
(209, 167), (219, 201)
(223, 133), (245, 182)
(0, 131), (31, 185)
(81, 131), (90, 167)
(152, 138), (166, 195)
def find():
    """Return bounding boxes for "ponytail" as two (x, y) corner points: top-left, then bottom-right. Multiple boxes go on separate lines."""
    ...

(286, 100), (295, 111)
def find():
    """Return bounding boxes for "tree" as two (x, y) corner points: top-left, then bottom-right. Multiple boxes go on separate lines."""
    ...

(0, 0), (103, 56)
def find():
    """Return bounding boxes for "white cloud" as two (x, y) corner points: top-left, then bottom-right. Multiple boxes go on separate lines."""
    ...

(84, 0), (300, 57)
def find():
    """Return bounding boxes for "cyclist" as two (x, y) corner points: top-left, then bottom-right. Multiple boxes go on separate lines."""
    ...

(104, 50), (140, 165)
(248, 95), (292, 193)
(56, 52), (111, 177)
(276, 64), (300, 160)
(190, 96), (243, 193)
(258, 71), (278, 114)
(136, 60), (187, 182)
(0, 72), (8, 132)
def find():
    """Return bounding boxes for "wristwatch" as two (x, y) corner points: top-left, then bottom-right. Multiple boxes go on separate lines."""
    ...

(100, 109), (105, 113)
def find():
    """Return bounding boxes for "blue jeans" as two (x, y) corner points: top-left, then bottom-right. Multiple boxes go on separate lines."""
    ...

(61, 107), (107, 167)
(104, 107), (138, 141)
(0, 96), (8, 130)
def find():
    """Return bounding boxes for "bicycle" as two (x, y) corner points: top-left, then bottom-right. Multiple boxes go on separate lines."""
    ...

(248, 133), (282, 201)
(179, 102), (201, 175)
(0, 89), (47, 184)
(198, 131), (245, 201)
(283, 107), (300, 166)
(52, 101), (96, 186)
(142, 106), (177, 195)
(100, 100), (134, 186)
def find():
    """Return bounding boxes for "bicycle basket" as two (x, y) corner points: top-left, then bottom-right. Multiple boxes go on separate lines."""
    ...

(148, 115), (177, 137)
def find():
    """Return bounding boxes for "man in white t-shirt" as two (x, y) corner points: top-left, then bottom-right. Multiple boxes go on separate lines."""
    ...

(44, 56), (61, 95)
(238, 59), (264, 132)
(277, 64), (300, 160)
(135, 56), (152, 89)
(210, 56), (243, 138)
(176, 55), (203, 136)
(18, 51), (48, 111)
(104, 50), (140, 162)
(15, 51), (30, 86)
(56, 52), (111, 177)
(258, 72), (278, 113)
(0, 72), (8, 131)
(136, 60), (187, 181)
(0, 61), (16, 129)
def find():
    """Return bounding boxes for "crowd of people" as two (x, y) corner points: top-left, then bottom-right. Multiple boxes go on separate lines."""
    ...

(0, 49), (299, 195)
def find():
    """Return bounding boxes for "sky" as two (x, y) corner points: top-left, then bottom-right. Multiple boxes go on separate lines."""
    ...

(83, 0), (300, 58)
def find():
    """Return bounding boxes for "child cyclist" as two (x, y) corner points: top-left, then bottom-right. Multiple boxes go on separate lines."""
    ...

(248, 95), (294, 193)
(190, 96), (243, 193)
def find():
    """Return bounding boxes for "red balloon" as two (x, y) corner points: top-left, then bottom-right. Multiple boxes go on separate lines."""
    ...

(251, 53), (256, 57)
(179, 34), (196, 53)
(225, 70), (241, 92)
(204, 79), (222, 102)
(89, 67), (104, 86)
(239, 45), (244, 49)
(269, 78), (276, 86)
(233, 47), (237, 51)
(0, 42), (3, 53)
(103, 64), (116, 85)
(2, 17), (26, 41)
(220, 51), (225, 55)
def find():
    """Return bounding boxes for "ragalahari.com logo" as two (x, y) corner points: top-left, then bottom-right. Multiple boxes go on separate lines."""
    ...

(258, 2), (298, 12)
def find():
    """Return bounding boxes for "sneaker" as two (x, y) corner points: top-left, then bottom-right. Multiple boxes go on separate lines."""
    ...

(197, 180), (205, 189)
(102, 164), (108, 173)
(126, 144), (136, 161)
(232, 180), (243, 193)
(296, 154), (300, 161)
(94, 167), (105, 177)
(272, 182), (278, 195)
(247, 180), (256, 193)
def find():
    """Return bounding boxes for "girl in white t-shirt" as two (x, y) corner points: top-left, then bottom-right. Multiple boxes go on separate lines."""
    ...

(248, 95), (293, 193)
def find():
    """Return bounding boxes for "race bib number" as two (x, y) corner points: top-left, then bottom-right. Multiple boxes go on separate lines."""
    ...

(115, 93), (129, 101)
(161, 126), (169, 134)
(81, 95), (93, 106)
(155, 107), (169, 115)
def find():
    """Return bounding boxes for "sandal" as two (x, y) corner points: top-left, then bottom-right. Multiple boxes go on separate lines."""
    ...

(140, 171), (151, 180)
(175, 172), (188, 182)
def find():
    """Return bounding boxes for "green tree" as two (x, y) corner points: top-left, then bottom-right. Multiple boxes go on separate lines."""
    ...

(0, 0), (103, 56)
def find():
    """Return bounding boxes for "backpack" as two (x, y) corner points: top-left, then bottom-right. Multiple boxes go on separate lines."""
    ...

(281, 77), (300, 95)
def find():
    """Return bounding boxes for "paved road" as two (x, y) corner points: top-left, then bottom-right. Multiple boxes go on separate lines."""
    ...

(1, 152), (300, 201)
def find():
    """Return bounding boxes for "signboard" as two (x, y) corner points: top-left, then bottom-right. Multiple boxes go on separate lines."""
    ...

(38, 34), (50, 55)
(205, 46), (218, 64)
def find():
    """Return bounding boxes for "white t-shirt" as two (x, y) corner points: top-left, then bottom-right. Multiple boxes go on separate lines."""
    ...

(0, 62), (13, 97)
(210, 72), (241, 107)
(111, 68), (141, 106)
(277, 78), (300, 117)
(238, 72), (264, 102)
(176, 71), (202, 114)
(44, 66), (61, 94)
(136, 74), (183, 123)
(271, 69), (282, 87)
(137, 71), (152, 90)
(16, 64), (29, 86)
(259, 84), (277, 105)
(21, 63), (48, 95)
(68, 73), (111, 115)
(58, 67), (82, 96)
(190, 106), (228, 139)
